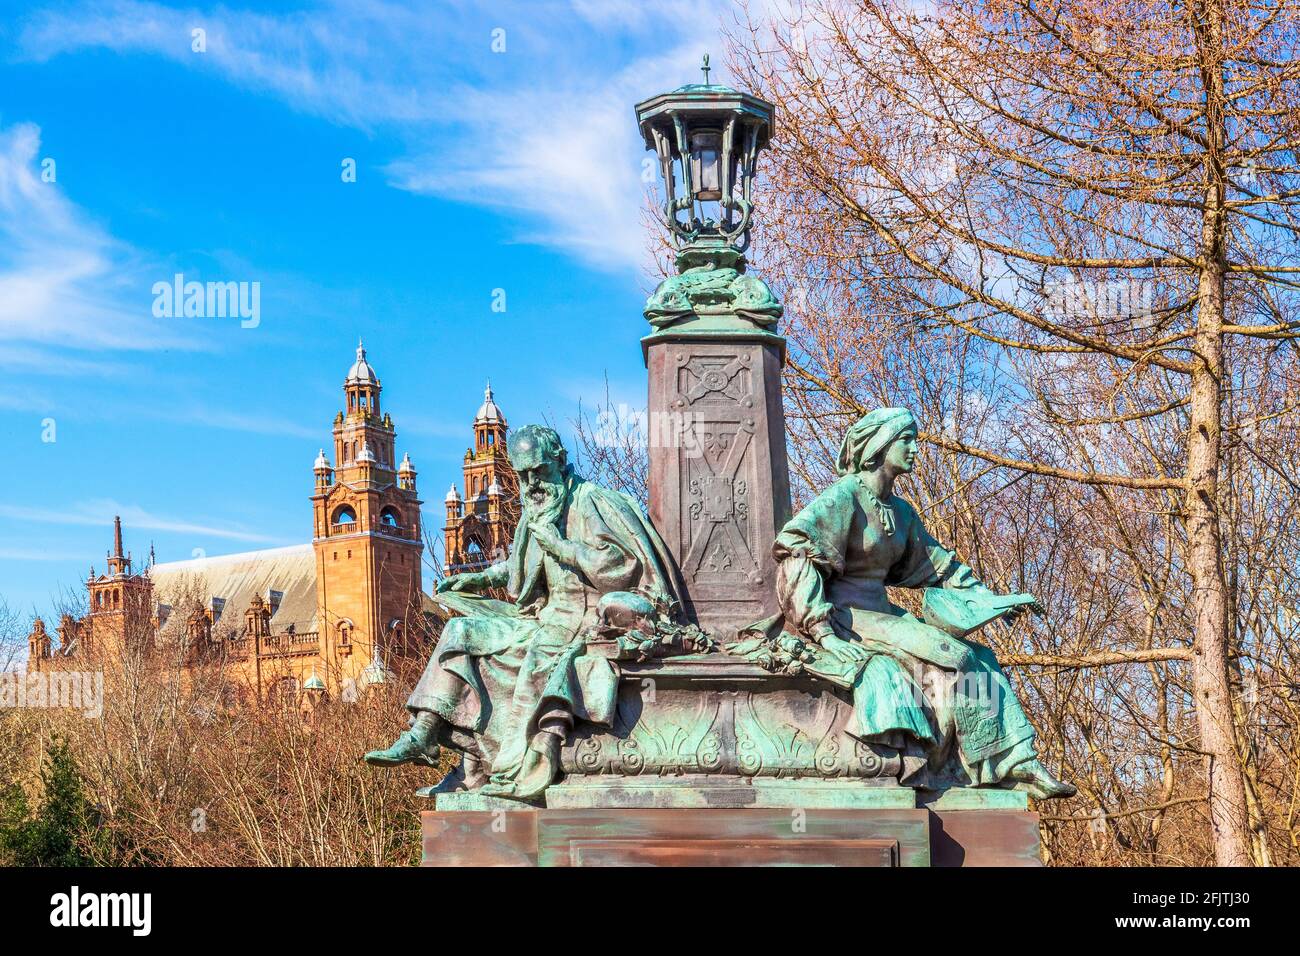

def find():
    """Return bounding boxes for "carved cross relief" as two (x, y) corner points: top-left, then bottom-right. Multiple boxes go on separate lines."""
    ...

(674, 352), (761, 585)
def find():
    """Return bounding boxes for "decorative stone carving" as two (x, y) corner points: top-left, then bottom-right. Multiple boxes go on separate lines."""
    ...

(648, 338), (790, 639)
(560, 657), (900, 780)
(645, 247), (783, 331)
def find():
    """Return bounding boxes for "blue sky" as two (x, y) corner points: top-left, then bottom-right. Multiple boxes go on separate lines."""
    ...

(0, 0), (754, 619)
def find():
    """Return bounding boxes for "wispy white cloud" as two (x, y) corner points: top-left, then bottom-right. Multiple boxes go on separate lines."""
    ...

(398, 411), (481, 441)
(17, 0), (478, 127)
(0, 500), (278, 543)
(383, 46), (701, 273)
(0, 121), (195, 351)
(0, 343), (132, 380)
(15, 0), (745, 272)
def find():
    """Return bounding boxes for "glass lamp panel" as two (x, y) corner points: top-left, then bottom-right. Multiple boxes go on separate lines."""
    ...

(688, 128), (723, 201)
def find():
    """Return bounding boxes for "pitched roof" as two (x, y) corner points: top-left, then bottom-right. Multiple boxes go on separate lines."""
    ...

(150, 544), (319, 633)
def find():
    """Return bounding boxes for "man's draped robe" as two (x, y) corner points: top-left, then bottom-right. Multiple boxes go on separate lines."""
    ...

(409, 474), (681, 783)
(741, 473), (1039, 787)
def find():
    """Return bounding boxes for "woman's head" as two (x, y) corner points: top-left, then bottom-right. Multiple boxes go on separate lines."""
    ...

(836, 407), (919, 477)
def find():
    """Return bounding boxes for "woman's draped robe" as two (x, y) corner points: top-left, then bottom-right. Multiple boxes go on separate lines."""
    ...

(747, 474), (1039, 787)
(408, 474), (682, 785)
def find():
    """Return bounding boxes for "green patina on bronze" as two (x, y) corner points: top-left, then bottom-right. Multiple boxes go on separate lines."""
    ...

(729, 407), (1076, 800)
(365, 424), (709, 802)
(644, 243), (783, 332)
(376, 70), (1074, 833)
(634, 58), (784, 342)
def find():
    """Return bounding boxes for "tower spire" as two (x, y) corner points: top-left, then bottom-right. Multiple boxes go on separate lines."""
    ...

(107, 515), (130, 575)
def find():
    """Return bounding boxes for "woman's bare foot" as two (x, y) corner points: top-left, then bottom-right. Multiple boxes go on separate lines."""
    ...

(1006, 758), (1077, 799)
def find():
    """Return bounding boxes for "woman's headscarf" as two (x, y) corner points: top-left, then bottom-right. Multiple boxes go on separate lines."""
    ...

(836, 407), (917, 476)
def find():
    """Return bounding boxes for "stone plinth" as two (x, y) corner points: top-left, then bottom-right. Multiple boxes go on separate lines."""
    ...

(420, 785), (1041, 866)
(419, 658), (1044, 867)
(645, 325), (792, 640)
(423, 805), (929, 867)
(544, 776), (913, 810)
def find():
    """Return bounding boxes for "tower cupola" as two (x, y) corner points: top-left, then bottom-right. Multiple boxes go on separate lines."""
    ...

(314, 448), (334, 490)
(472, 381), (507, 455)
(474, 381), (505, 425)
(398, 452), (417, 491)
(343, 339), (381, 419)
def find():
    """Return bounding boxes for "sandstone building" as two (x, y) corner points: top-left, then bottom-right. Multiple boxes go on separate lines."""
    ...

(25, 343), (503, 702)
(441, 383), (518, 574)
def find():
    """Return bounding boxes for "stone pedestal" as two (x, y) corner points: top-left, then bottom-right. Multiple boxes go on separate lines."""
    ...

(644, 325), (792, 641)
(420, 660), (1043, 867)
(421, 787), (1040, 867)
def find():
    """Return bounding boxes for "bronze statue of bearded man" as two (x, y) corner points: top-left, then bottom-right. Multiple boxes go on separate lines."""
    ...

(364, 424), (684, 801)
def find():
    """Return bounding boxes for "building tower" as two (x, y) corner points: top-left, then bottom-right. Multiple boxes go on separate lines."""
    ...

(442, 383), (518, 573)
(312, 342), (424, 690)
(27, 617), (51, 665)
(80, 516), (154, 661)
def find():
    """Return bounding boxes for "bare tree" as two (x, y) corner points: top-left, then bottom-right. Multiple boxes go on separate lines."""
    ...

(731, 0), (1300, 865)
(571, 376), (650, 506)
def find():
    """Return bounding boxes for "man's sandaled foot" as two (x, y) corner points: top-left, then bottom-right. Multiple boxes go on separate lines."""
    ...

(1006, 758), (1077, 800)
(363, 730), (440, 768)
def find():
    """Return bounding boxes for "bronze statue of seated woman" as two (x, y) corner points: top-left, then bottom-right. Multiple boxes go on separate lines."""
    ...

(735, 407), (1075, 799)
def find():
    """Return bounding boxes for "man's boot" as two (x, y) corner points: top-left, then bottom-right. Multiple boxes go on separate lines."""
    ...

(479, 728), (563, 801)
(364, 710), (443, 767)
(509, 729), (562, 800)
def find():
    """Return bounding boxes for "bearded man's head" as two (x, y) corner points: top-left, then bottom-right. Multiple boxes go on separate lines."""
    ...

(508, 425), (571, 524)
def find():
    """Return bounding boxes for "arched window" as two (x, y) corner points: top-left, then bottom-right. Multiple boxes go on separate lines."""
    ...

(333, 505), (356, 526)
(380, 507), (400, 528)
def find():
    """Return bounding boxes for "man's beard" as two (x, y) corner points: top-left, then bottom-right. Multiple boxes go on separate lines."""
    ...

(522, 474), (569, 526)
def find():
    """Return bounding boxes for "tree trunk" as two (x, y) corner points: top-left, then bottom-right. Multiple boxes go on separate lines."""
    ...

(1186, 0), (1252, 866)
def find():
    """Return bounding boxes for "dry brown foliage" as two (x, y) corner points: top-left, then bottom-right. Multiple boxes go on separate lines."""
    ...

(0, 588), (451, 867)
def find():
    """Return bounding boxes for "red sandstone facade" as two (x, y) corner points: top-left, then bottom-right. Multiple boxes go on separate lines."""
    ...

(441, 383), (518, 573)
(26, 343), (443, 702)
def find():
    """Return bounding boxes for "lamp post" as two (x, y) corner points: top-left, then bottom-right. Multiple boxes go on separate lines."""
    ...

(635, 54), (773, 252)
(635, 58), (792, 640)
